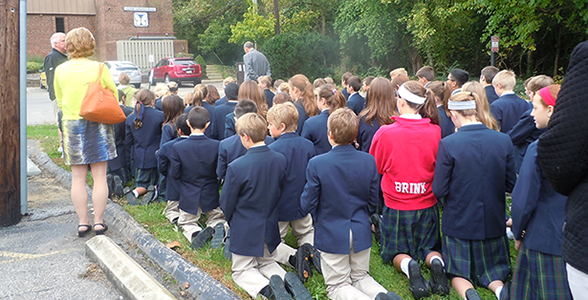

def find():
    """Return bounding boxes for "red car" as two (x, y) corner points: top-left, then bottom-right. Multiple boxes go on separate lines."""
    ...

(149, 57), (202, 86)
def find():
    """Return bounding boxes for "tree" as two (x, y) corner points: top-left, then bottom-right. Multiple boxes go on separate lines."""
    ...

(229, 3), (276, 45)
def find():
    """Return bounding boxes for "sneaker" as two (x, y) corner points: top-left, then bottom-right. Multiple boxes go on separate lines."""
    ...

(57, 146), (63, 153)
(429, 259), (450, 295)
(269, 275), (293, 300)
(370, 213), (383, 244)
(141, 185), (156, 205)
(465, 288), (482, 300)
(106, 174), (114, 198)
(408, 260), (430, 300)
(375, 292), (402, 300)
(223, 229), (232, 260)
(291, 245), (313, 282)
(284, 272), (312, 300)
(124, 187), (138, 206)
(211, 223), (225, 249)
(113, 175), (124, 197)
(190, 226), (214, 249)
(303, 243), (322, 274)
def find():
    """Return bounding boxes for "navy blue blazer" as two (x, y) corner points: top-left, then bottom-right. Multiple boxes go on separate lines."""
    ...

(157, 136), (187, 201)
(300, 144), (379, 254)
(346, 93), (365, 115)
(511, 141), (567, 256)
(357, 117), (380, 153)
(215, 96), (227, 107)
(186, 103), (215, 138)
(220, 145), (287, 257)
(212, 101), (237, 140)
(154, 97), (163, 111)
(302, 110), (331, 155)
(216, 134), (275, 180)
(342, 88), (349, 100)
(268, 132), (316, 221)
(433, 123), (516, 240)
(490, 93), (531, 133)
(125, 106), (165, 169)
(437, 106), (455, 138)
(506, 109), (546, 173)
(264, 89), (275, 108)
(169, 134), (220, 215)
(224, 113), (236, 139)
(294, 102), (309, 136)
(108, 105), (133, 171)
(485, 85), (499, 104)
(160, 123), (178, 149)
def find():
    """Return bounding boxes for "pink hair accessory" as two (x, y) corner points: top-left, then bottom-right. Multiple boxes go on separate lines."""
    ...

(539, 86), (556, 106)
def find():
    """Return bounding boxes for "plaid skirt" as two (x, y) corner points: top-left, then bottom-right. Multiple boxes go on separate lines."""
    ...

(134, 167), (159, 188)
(511, 244), (572, 300)
(442, 235), (510, 287)
(380, 205), (441, 262)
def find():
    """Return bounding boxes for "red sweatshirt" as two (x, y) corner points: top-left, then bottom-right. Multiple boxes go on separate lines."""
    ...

(370, 116), (441, 210)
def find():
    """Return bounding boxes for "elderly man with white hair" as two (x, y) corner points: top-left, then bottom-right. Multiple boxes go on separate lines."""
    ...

(243, 41), (271, 82)
(44, 32), (68, 153)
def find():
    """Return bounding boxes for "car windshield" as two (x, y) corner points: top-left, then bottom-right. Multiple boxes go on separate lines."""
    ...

(107, 62), (139, 72)
(174, 60), (197, 66)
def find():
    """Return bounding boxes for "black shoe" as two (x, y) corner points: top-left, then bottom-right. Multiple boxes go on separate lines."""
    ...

(408, 260), (430, 300)
(500, 281), (511, 300)
(113, 175), (124, 197)
(94, 223), (108, 235)
(78, 224), (92, 237)
(465, 288), (482, 300)
(106, 174), (114, 198)
(211, 223), (225, 249)
(124, 187), (138, 206)
(291, 245), (313, 282)
(141, 185), (156, 205)
(284, 272), (312, 300)
(370, 213), (383, 244)
(191, 226), (214, 249)
(302, 243), (322, 274)
(386, 291), (403, 300)
(223, 237), (232, 260)
(269, 275), (293, 300)
(429, 259), (450, 295)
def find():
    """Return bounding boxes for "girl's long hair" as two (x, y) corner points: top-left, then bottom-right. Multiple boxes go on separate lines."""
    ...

(133, 89), (155, 129)
(359, 77), (397, 126)
(462, 81), (498, 131)
(289, 74), (319, 117)
(401, 81), (439, 125)
(315, 84), (346, 115)
(238, 80), (268, 119)
(450, 91), (498, 131)
(193, 84), (208, 107)
(162, 94), (185, 129)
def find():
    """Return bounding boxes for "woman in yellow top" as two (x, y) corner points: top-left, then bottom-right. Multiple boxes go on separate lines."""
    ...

(54, 27), (117, 237)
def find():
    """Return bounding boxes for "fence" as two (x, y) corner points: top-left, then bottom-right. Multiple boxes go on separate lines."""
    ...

(116, 40), (174, 72)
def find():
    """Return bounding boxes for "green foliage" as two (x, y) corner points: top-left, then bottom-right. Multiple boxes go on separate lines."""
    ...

(229, 4), (275, 45)
(175, 52), (194, 59)
(27, 62), (43, 73)
(261, 32), (339, 80)
(195, 55), (207, 78)
(28, 54), (45, 64)
(198, 16), (243, 64)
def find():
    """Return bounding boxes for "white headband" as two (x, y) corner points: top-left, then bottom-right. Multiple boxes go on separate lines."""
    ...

(447, 100), (476, 110)
(398, 84), (426, 105)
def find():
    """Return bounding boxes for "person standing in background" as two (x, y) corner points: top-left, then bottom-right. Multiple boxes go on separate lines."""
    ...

(44, 32), (68, 153)
(243, 41), (271, 82)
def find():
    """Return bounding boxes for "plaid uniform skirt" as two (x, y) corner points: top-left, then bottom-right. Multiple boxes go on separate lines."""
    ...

(62, 119), (116, 165)
(134, 167), (159, 189)
(442, 235), (510, 287)
(380, 205), (441, 262)
(511, 244), (572, 300)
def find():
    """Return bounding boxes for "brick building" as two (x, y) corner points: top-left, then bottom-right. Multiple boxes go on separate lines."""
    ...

(28, 0), (186, 62)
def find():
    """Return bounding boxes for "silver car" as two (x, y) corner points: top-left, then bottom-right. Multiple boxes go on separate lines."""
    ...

(104, 61), (142, 88)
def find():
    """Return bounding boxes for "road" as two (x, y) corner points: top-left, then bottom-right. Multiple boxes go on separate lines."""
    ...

(27, 81), (224, 126)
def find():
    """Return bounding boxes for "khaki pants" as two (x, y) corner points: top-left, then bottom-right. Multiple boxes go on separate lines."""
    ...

(321, 230), (387, 300)
(232, 244), (287, 298)
(178, 207), (226, 241)
(163, 200), (180, 223)
(567, 263), (588, 299)
(274, 214), (315, 266)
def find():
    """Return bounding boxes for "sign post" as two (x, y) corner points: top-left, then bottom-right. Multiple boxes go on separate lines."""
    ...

(491, 36), (499, 66)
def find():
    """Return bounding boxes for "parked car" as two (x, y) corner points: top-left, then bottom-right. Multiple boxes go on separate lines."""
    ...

(149, 58), (202, 86)
(104, 61), (142, 88)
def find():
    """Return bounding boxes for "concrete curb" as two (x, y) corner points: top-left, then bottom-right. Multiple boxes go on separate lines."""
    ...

(28, 145), (242, 300)
(86, 235), (177, 300)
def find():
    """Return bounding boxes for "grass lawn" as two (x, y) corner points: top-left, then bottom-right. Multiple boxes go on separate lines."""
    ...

(28, 124), (518, 300)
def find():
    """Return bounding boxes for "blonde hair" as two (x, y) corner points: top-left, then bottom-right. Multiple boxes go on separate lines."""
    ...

(65, 27), (95, 58)
(279, 82), (290, 94)
(236, 113), (267, 143)
(450, 91), (498, 131)
(462, 81), (497, 130)
(258, 75), (272, 88)
(267, 102), (299, 132)
(184, 92), (195, 107)
(223, 76), (237, 87)
(153, 83), (170, 98)
(492, 70), (516, 91)
(527, 75), (554, 93)
(328, 108), (359, 144)
(390, 68), (408, 79)
(193, 84), (208, 106)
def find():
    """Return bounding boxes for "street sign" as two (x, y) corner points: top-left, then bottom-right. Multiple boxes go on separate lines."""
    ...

(491, 36), (499, 52)
(133, 12), (149, 27)
(124, 7), (156, 12)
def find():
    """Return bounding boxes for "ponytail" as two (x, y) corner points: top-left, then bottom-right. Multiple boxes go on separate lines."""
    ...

(316, 84), (346, 115)
(133, 89), (156, 129)
(401, 81), (439, 125)
(289, 74), (319, 117)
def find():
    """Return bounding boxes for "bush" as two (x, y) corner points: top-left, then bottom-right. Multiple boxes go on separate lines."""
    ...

(27, 61), (42, 73)
(194, 55), (207, 79)
(261, 32), (340, 81)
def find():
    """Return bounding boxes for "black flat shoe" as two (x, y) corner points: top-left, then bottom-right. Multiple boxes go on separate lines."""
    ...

(94, 223), (108, 235)
(78, 224), (92, 237)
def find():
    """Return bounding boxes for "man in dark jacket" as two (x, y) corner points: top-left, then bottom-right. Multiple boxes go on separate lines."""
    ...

(44, 32), (68, 153)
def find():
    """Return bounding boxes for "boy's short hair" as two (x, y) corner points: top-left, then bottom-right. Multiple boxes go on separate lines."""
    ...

(234, 99), (258, 119)
(492, 70), (516, 90)
(274, 79), (284, 90)
(187, 106), (210, 130)
(341, 72), (353, 85)
(527, 75), (554, 93)
(176, 113), (190, 135)
(236, 113), (267, 143)
(390, 68), (408, 79)
(324, 77), (335, 84)
(119, 72), (131, 85)
(273, 92), (291, 105)
(223, 76), (237, 87)
(313, 78), (327, 88)
(363, 76), (375, 86)
(449, 69), (469, 87)
(279, 82), (290, 94)
(347, 76), (362, 92)
(480, 66), (499, 84)
(258, 76), (272, 88)
(328, 108), (358, 145)
(267, 102), (299, 132)
(416, 66), (435, 81)
(225, 83), (239, 100)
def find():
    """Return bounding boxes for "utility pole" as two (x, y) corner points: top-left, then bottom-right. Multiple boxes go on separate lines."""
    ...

(273, 0), (280, 35)
(0, 0), (22, 227)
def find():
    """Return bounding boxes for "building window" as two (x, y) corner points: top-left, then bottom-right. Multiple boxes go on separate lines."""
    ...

(55, 17), (64, 33)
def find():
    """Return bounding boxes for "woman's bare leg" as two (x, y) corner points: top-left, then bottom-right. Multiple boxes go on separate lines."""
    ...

(71, 164), (90, 226)
(90, 161), (108, 230)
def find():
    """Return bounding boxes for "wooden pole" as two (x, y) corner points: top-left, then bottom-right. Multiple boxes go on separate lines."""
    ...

(0, 0), (22, 227)
(273, 0), (280, 35)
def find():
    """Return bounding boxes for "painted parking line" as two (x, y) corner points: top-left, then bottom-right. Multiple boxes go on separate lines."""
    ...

(0, 249), (77, 265)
